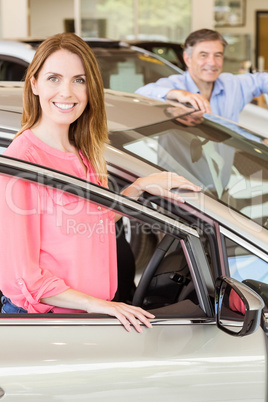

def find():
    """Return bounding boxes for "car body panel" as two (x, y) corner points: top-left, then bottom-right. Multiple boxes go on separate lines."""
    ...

(103, 89), (193, 131)
(0, 319), (266, 401)
(0, 83), (193, 131)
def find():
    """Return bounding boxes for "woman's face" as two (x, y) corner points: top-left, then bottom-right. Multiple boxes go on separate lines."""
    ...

(31, 49), (88, 130)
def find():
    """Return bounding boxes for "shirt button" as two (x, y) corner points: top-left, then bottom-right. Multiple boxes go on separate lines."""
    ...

(18, 280), (23, 286)
(99, 219), (103, 224)
(97, 206), (101, 210)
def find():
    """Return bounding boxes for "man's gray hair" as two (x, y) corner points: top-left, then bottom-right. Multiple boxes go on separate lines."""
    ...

(184, 29), (228, 57)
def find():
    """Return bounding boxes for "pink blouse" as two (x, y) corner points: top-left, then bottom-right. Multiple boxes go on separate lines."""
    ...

(0, 130), (117, 313)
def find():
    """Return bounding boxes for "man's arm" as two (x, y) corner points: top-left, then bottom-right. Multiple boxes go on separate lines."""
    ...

(238, 72), (268, 104)
(136, 74), (211, 113)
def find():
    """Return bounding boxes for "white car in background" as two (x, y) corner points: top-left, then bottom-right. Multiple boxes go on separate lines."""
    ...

(0, 40), (35, 81)
(0, 38), (184, 92)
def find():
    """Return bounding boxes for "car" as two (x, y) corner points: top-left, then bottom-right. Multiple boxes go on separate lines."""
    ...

(0, 83), (267, 400)
(126, 39), (186, 70)
(0, 40), (35, 81)
(2, 37), (268, 139)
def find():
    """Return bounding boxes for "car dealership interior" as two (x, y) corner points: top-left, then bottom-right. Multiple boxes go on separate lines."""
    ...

(1, 0), (268, 73)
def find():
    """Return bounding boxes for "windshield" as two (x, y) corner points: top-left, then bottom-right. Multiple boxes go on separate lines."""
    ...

(110, 111), (268, 229)
(93, 48), (181, 92)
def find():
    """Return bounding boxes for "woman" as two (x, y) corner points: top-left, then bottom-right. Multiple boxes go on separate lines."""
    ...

(0, 33), (201, 332)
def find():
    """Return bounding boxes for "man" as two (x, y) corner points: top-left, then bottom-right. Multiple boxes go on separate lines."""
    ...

(136, 29), (268, 122)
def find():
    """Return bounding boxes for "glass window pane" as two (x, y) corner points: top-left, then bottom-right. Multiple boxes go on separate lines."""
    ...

(80, 0), (191, 42)
(137, 0), (191, 43)
(93, 47), (180, 91)
(110, 114), (268, 229)
(224, 237), (268, 284)
(81, 0), (134, 39)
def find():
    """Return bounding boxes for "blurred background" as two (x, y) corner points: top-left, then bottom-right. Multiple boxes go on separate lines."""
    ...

(0, 0), (268, 74)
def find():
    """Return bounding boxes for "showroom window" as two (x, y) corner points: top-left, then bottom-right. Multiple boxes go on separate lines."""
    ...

(80, 0), (191, 42)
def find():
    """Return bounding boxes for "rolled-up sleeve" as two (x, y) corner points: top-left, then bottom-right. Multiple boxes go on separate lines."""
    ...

(0, 173), (70, 313)
(136, 74), (187, 100)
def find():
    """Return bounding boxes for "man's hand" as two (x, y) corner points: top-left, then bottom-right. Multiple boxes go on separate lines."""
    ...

(166, 89), (212, 114)
(122, 171), (202, 204)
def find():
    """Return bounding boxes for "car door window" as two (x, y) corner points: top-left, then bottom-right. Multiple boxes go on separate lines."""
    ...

(150, 46), (185, 69)
(94, 49), (182, 92)
(224, 235), (268, 283)
(0, 59), (27, 81)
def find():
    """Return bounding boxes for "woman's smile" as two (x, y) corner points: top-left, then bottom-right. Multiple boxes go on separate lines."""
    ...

(53, 102), (76, 111)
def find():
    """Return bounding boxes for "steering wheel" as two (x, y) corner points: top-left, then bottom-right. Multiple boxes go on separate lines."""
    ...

(132, 234), (176, 307)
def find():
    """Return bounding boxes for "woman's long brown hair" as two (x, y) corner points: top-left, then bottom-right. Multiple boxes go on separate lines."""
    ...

(16, 33), (109, 184)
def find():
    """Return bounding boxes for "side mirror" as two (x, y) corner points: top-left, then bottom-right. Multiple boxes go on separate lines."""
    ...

(215, 276), (264, 336)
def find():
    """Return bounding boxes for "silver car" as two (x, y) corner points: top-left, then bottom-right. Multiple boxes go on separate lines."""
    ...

(0, 84), (267, 401)
(0, 38), (267, 138)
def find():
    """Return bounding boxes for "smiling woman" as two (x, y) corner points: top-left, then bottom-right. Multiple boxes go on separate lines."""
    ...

(0, 32), (200, 332)
(16, 33), (108, 182)
(29, 49), (88, 153)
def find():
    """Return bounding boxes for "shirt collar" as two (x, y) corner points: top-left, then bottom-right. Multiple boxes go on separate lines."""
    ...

(212, 75), (224, 96)
(185, 71), (200, 93)
(185, 70), (224, 96)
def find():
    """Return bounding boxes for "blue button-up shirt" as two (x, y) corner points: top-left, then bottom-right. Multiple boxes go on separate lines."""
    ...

(136, 70), (268, 122)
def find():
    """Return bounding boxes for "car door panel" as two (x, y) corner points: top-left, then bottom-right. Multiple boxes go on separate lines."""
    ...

(0, 319), (266, 401)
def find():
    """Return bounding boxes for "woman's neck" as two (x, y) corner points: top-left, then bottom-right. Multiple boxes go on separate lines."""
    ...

(30, 120), (88, 175)
(30, 123), (76, 153)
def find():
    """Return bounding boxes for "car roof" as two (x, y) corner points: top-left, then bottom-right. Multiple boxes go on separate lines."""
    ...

(127, 40), (184, 50)
(16, 37), (184, 73)
(0, 40), (36, 63)
(19, 37), (126, 49)
(0, 82), (194, 130)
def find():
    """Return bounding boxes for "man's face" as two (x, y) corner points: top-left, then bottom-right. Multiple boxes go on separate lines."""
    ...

(183, 40), (224, 86)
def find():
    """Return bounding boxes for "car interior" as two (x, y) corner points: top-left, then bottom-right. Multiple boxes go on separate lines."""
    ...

(109, 174), (213, 319)
(114, 219), (207, 318)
